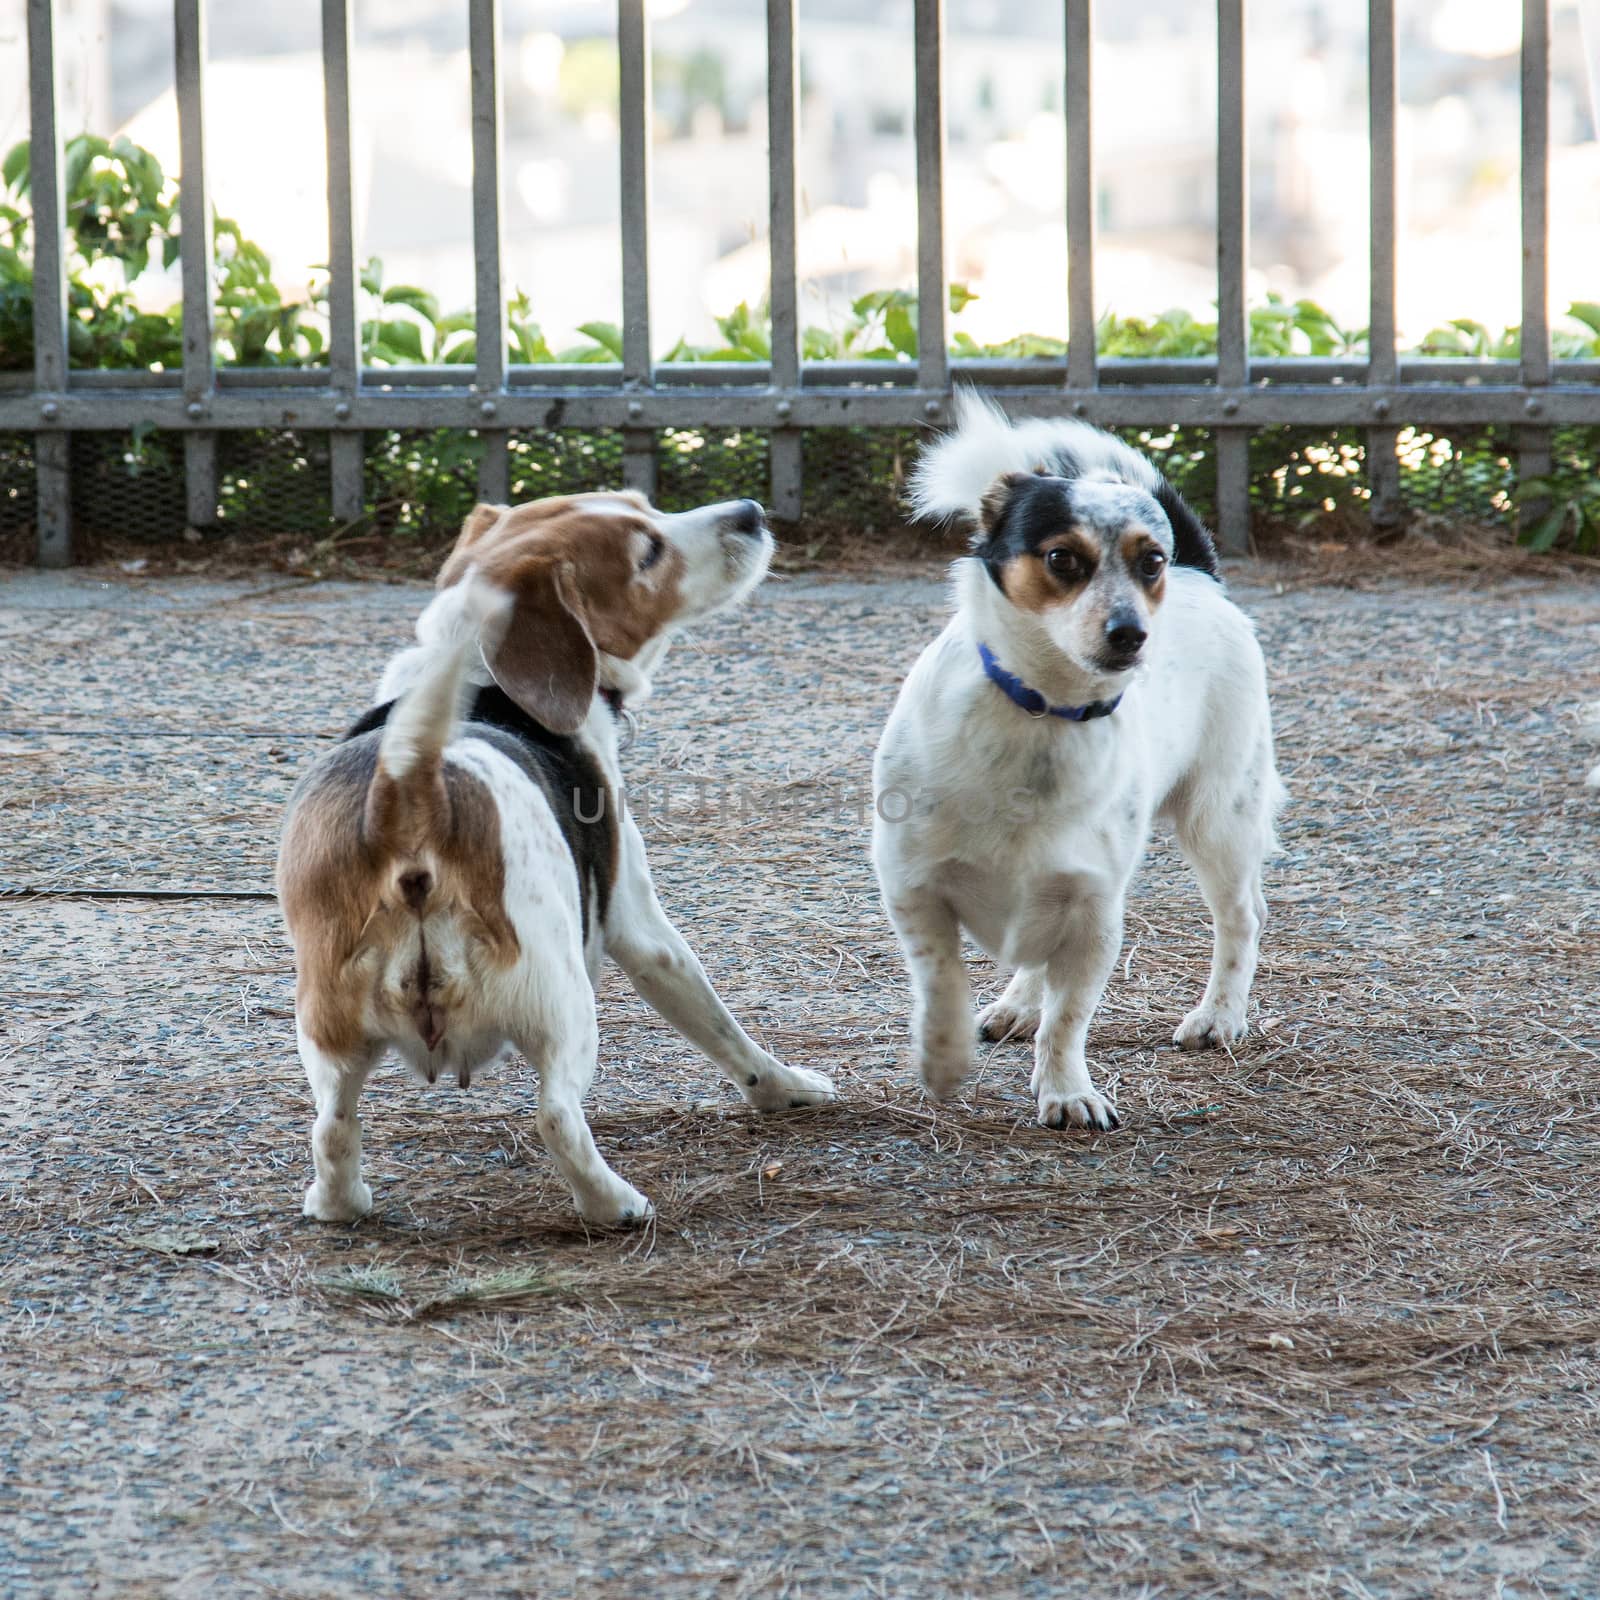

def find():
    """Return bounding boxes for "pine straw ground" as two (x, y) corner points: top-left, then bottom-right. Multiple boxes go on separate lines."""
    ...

(2, 556), (1599, 1599)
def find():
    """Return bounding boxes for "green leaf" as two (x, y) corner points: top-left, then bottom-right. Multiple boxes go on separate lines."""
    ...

(575, 320), (624, 359)
(374, 318), (426, 363)
(1, 141), (28, 192)
(383, 284), (440, 323)
(1519, 506), (1569, 553)
(884, 303), (917, 358)
(1566, 301), (1600, 338)
(948, 282), (977, 313)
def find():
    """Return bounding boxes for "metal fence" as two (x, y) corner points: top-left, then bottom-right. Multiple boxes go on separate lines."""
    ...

(7, 0), (1592, 565)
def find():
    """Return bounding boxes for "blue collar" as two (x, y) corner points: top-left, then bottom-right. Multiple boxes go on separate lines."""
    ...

(977, 642), (1123, 722)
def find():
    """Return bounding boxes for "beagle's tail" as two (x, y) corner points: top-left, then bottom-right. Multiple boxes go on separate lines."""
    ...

(364, 570), (512, 853)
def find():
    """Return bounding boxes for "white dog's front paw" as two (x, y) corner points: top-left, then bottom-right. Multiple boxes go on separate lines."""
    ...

(575, 1178), (654, 1229)
(915, 1044), (972, 1101)
(1174, 1003), (1248, 1052)
(977, 994), (1040, 1044)
(1035, 1085), (1120, 1132)
(303, 1178), (373, 1223)
(741, 1063), (837, 1112)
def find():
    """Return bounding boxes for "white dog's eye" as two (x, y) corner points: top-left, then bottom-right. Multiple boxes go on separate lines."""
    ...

(1045, 547), (1087, 580)
(638, 533), (665, 572)
(1137, 550), (1166, 581)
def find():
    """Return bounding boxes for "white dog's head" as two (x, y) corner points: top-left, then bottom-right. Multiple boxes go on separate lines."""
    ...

(972, 470), (1175, 678)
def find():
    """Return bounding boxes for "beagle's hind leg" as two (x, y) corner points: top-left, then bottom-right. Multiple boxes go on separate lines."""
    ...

(522, 1004), (652, 1227)
(300, 1026), (380, 1223)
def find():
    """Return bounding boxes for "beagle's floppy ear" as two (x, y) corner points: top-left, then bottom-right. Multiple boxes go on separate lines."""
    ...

(977, 472), (1035, 537)
(438, 502), (509, 589)
(485, 559), (597, 735)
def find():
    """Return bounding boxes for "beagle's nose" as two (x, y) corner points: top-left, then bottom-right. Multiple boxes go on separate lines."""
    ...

(728, 498), (766, 535)
(1104, 613), (1147, 656)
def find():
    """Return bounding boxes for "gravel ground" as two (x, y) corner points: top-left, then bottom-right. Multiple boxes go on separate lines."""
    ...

(3, 558), (1599, 1598)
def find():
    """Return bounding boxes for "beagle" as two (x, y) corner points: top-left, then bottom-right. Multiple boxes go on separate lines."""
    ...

(872, 391), (1285, 1131)
(277, 491), (835, 1227)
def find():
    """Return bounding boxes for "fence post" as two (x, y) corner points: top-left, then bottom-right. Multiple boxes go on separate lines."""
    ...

(1518, 0), (1551, 532)
(618, 0), (656, 497)
(27, 0), (71, 566)
(175, 0), (217, 532)
(1065, 0), (1096, 398)
(322, 0), (365, 523)
(1367, 0), (1401, 531)
(766, 0), (802, 523)
(914, 0), (948, 421)
(1214, 0), (1250, 556)
(469, 0), (510, 506)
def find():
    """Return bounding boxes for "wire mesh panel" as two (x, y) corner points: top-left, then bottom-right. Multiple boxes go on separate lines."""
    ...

(1396, 427), (1518, 524)
(656, 428), (770, 514)
(1251, 427), (1370, 527)
(508, 430), (625, 503)
(0, 434), (38, 555)
(69, 432), (188, 546)
(216, 430), (336, 536)
(800, 428), (919, 535)
(366, 429), (486, 541)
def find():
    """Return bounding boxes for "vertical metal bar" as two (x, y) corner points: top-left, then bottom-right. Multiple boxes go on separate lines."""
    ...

(469, 0), (509, 504)
(618, 0), (656, 495)
(1519, 0), (1552, 526)
(28, 0), (71, 565)
(1367, 0), (1400, 529)
(175, 0), (216, 530)
(1215, 0), (1250, 555)
(914, 0), (948, 396)
(766, 0), (801, 520)
(1065, 0), (1096, 393)
(322, 0), (364, 522)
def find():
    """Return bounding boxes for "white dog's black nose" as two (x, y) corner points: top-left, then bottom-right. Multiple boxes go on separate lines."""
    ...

(727, 498), (766, 535)
(1105, 615), (1147, 657)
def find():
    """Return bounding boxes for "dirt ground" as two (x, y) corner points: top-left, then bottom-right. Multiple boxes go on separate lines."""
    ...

(3, 556), (1599, 1599)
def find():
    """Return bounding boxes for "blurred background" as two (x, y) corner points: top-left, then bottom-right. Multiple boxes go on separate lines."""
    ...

(2, 0), (1596, 359)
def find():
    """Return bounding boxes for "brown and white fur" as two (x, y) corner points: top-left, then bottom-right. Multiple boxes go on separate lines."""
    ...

(278, 491), (834, 1227)
(872, 391), (1285, 1131)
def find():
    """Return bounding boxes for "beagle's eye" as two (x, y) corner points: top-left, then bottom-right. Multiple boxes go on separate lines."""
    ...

(638, 533), (665, 572)
(1137, 550), (1167, 582)
(1045, 546), (1087, 581)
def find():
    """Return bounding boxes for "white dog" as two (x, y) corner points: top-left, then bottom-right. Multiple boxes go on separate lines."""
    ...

(872, 393), (1285, 1130)
(278, 491), (834, 1227)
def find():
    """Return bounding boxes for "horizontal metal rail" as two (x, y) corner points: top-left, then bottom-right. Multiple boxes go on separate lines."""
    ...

(16, 0), (1587, 562)
(11, 380), (1597, 431)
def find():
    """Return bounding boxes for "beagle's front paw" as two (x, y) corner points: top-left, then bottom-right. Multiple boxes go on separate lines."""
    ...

(575, 1177), (654, 1229)
(741, 1063), (837, 1112)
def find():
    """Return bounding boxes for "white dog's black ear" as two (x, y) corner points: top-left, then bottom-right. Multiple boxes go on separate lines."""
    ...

(1152, 480), (1220, 577)
(978, 472), (1034, 536)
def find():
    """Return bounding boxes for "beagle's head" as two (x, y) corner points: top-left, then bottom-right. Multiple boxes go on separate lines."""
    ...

(974, 471), (1174, 679)
(435, 489), (772, 733)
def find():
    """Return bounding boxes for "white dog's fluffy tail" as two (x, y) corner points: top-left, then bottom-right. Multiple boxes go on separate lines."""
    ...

(909, 388), (1164, 523)
(366, 571), (512, 848)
